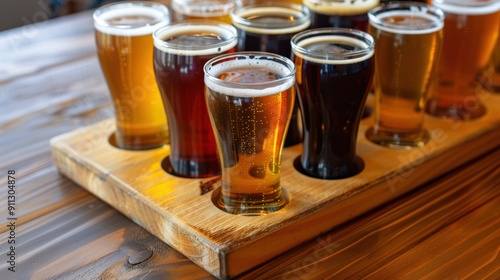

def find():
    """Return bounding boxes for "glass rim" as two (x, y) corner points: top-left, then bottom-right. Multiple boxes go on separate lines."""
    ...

(433, 0), (500, 14)
(230, 2), (311, 34)
(291, 28), (375, 63)
(303, 0), (380, 15)
(368, 2), (445, 34)
(153, 20), (238, 54)
(172, 0), (241, 17)
(204, 51), (296, 93)
(93, 1), (170, 29)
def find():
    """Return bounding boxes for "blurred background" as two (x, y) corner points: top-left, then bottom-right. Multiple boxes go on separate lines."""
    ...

(0, 0), (120, 31)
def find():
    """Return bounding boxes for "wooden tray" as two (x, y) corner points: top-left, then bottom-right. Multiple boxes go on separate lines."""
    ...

(50, 93), (500, 279)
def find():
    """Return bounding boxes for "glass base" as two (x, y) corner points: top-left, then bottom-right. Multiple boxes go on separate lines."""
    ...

(211, 187), (289, 216)
(425, 98), (486, 121)
(161, 156), (220, 179)
(294, 156), (365, 180)
(479, 70), (500, 94)
(109, 132), (168, 150)
(366, 127), (430, 149)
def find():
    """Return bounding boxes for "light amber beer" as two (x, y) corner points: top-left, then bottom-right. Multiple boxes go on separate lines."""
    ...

(426, 0), (500, 120)
(171, 0), (239, 24)
(94, 2), (169, 150)
(366, 2), (444, 148)
(204, 52), (295, 215)
(482, 27), (500, 92)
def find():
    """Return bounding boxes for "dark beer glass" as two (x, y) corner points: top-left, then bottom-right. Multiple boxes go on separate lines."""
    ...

(426, 0), (500, 120)
(94, 2), (170, 150)
(231, 2), (310, 56)
(204, 52), (295, 215)
(291, 28), (375, 179)
(231, 2), (310, 146)
(303, 0), (380, 30)
(153, 21), (237, 178)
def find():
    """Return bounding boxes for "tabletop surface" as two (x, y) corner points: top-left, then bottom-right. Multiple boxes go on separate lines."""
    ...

(0, 8), (499, 280)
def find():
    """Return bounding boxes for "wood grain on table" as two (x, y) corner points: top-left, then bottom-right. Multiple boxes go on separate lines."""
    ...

(0, 9), (498, 280)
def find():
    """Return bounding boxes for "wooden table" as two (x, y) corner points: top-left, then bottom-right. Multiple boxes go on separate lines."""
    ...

(0, 9), (499, 280)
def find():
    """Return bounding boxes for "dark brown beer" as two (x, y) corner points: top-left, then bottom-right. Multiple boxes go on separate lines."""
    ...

(291, 29), (375, 179)
(231, 3), (310, 146)
(153, 22), (237, 178)
(303, 0), (379, 30)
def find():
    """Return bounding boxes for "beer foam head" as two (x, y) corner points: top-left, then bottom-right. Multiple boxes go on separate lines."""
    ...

(204, 53), (295, 97)
(433, 0), (500, 15)
(303, 0), (380, 16)
(231, 4), (311, 35)
(153, 22), (238, 56)
(93, 3), (170, 36)
(369, 7), (444, 35)
(172, 0), (239, 17)
(292, 30), (374, 65)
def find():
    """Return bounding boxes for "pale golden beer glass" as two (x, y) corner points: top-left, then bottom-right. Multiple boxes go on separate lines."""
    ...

(426, 0), (500, 120)
(204, 52), (296, 215)
(366, 2), (444, 148)
(94, 2), (169, 150)
(171, 0), (240, 24)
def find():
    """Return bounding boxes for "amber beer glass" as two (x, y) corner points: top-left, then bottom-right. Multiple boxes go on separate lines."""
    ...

(204, 52), (295, 215)
(426, 0), (500, 120)
(291, 28), (375, 179)
(94, 2), (170, 150)
(231, 2), (310, 146)
(366, 2), (444, 148)
(482, 29), (500, 92)
(303, 0), (380, 30)
(171, 0), (240, 24)
(153, 21), (237, 178)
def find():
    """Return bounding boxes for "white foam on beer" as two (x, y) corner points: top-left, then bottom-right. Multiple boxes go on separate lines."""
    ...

(292, 35), (374, 65)
(369, 11), (443, 35)
(172, 0), (237, 17)
(205, 58), (294, 97)
(154, 25), (237, 56)
(303, 0), (380, 16)
(94, 6), (169, 36)
(232, 7), (310, 35)
(433, 0), (500, 15)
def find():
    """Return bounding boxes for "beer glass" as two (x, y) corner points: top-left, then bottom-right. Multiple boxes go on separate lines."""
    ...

(171, 0), (240, 24)
(481, 23), (500, 93)
(366, 2), (444, 148)
(303, 0), (380, 30)
(231, 2), (310, 147)
(291, 28), (375, 179)
(204, 52), (296, 215)
(94, 2), (170, 150)
(153, 21), (237, 178)
(426, 0), (500, 120)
